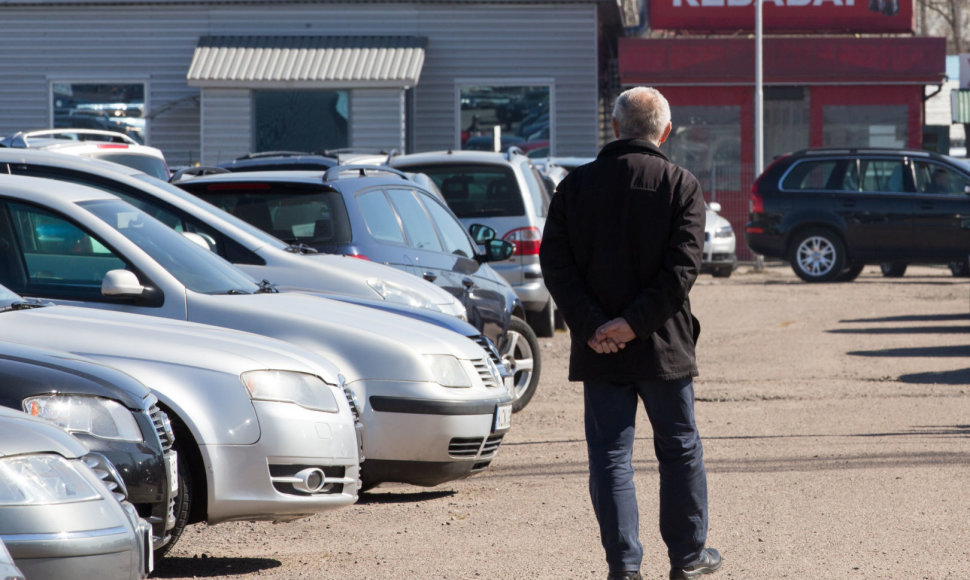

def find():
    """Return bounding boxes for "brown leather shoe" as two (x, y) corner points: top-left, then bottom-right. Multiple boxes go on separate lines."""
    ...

(669, 548), (722, 579)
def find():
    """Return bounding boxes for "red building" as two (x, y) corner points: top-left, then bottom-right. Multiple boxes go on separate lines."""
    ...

(618, 1), (946, 259)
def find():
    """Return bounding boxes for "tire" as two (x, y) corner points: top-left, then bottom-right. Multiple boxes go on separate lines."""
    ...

(153, 446), (192, 559)
(502, 316), (541, 413)
(879, 262), (907, 277)
(948, 261), (970, 277)
(712, 265), (733, 278)
(789, 229), (846, 282)
(835, 262), (865, 282)
(526, 298), (556, 338)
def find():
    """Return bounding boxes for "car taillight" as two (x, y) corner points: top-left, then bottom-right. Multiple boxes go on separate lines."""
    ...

(502, 227), (541, 256)
(96, 144), (131, 150)
(349, 253), (370, 261)
(749, 181), (764, 215)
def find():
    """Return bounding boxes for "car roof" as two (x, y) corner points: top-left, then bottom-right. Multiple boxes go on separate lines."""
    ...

(785, 147), (942, 160)
(0, 172), (116, 204)
(178, 165), (424, 191)
(390, 149), (523, 166)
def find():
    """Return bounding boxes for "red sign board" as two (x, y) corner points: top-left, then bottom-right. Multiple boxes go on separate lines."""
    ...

(649, 0), (914, 33)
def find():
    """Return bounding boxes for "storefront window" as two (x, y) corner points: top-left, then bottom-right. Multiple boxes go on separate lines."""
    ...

(254, 91), (348, 153)
(458, 84), (550, 154)
(765, 87), (810, 162)
(663, 106), (742, 198)
(51, 82), (146, 143)
(823, 105), (907, 148)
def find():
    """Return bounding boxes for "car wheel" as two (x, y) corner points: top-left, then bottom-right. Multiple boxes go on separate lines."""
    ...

(879, 262), (907, 277)
(526, 298), (556, 338)
(154, 446), (192, 559)
(835, 262), (865, 282)
(502, 316), (541, 413)
(712, 265), (733, 278)
(790, 229), (846, 282)
(948, 261), (970, 277)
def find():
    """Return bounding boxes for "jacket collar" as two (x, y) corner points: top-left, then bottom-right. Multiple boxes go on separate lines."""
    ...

(598, 138), (669, 162)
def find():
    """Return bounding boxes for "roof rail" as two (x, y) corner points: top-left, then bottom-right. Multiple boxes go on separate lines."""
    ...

(236, 150), (317, 160)
(506, 145), (525, 157)
(323, 164), (410, 182)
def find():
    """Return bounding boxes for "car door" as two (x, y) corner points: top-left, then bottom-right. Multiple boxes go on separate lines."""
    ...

(909, 158), (970, 259)
(841, 156), (915, 260)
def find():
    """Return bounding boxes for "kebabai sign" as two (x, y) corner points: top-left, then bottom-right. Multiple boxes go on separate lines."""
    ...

(648, 0), (913, 33)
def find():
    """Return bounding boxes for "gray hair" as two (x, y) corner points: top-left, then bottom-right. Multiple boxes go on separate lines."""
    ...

(612, 87), (671, 142)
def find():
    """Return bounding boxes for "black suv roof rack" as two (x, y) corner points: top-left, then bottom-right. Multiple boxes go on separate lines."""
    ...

(169, 165), (230, 182)
(323, 164), (410, 182)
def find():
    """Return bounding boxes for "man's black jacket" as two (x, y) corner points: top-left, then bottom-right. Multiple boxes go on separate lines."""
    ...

(538, 138), (706, 382)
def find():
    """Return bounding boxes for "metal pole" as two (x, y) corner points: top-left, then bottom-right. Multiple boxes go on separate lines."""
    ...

(754, 0), (766, 271)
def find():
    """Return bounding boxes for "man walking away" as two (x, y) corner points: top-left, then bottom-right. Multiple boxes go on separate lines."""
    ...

(539, 86), (721, 580)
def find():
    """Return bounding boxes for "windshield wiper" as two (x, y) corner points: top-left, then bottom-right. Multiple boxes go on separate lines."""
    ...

(255, 279), (279, 294)
(284, 243), (319, 255)
(0, 300), (48, 312)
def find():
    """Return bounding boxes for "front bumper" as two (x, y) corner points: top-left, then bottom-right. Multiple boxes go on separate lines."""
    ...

(355, 379), (513, 486)
(203, 400), (360, 524)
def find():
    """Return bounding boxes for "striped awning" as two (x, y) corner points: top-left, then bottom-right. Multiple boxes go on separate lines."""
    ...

(953, 90), (970, 124)
(187, 35), (427, 89)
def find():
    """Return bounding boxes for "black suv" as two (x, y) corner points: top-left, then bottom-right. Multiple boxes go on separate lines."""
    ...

(746, 148), (970, 282)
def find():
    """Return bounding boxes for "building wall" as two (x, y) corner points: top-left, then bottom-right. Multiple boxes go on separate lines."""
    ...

(0, 2), (599, 167)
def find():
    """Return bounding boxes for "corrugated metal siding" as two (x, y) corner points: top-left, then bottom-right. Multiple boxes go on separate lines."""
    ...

(351, 89), (405, 151)
(200, 89), (252, 164)
(0, 2), (599, 165)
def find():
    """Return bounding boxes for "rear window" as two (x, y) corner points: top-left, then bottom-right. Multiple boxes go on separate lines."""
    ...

(92, 152), (170, 181)
(396, 163), (525, 218)
(781, 160), (842, 191)
(185, 182), (353, 246)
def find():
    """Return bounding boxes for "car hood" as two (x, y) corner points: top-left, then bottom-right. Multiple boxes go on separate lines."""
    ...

(0, 406), (87, 459)
(0, 341), (152, 409)
(0, 304), (342, 384)
(186, 291), (488, 383)
(706, 209), (731, 233)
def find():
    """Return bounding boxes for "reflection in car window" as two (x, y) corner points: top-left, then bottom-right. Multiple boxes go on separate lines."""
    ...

(781, 160), (841, 191)
(386, 188), (443, 252)
(420, 193), (476, 258)
(519, 159), (549, 217)
(81, 199), (259, 294)
(3, 201), (124, 298)
(357, 190), (405, 245)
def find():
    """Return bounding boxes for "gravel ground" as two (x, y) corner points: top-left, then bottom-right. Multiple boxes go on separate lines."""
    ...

(153, 263), (970, 580)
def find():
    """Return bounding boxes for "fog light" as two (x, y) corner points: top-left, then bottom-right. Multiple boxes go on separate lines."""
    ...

(292, 467), (327, 493)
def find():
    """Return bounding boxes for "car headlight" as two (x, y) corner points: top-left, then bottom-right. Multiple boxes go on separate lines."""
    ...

(241, 370), (340, 413)
(714, 224), (734, 239)
(0, 455), (102, 504)
(23, 395), (142, 442)
(425, 355), (472, 388)
(367, 278), (441, 312)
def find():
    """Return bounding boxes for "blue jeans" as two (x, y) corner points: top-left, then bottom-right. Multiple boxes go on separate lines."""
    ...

(584, 376), (708, 572)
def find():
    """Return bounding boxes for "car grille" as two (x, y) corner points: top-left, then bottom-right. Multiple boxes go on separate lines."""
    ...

(471, 334), (503, 367)
(472, 357), (500, 388)
(343, 387), (361, 422)
(448, 434), (504, 459)
(150, 405), (175, 452)
(83, 453), (128, 503)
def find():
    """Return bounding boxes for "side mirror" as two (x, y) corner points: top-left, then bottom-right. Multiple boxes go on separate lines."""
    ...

(182, 231), (214, 251)
(709, 201), (722, 213)
(102, 269), (146, 297)
(468, 223), (496, 244)
(477, 239), (515, 263)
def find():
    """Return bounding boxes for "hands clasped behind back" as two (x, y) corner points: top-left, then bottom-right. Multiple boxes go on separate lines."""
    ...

(586, 317), (636, 354)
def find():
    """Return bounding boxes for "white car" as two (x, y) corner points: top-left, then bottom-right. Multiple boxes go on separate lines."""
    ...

(0, 174), (513, 490)
(0, 283), (359, 550)
(702, 201), (737, 278)
(0, 129), (170, 181)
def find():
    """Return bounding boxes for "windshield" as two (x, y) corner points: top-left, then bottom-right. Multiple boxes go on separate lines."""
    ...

(134, 174), (290, 250)
(94, 152), (170, 181)
(81, 199), (260, 294)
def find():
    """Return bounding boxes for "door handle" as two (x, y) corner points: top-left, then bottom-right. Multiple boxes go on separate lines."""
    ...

(423, 272), (437, 282)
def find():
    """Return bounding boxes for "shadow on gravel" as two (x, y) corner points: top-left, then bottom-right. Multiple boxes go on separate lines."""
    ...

(152, 556), (281, 578)
(848, 345), (970, 358)
(854, 425), (970, 438)
(841, 313), (970, 324)
(828, 326), (970, 334)
(897, 368), (970, 385)
(357, 490), (456, 504)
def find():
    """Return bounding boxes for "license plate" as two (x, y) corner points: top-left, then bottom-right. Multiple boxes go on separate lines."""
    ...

(166, 451), (178, 496)
(493, 403), (512, 432)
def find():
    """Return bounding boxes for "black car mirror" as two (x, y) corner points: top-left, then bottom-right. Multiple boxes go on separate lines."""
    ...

(477, 239), (514, 263)
(468, 223), (496, 244)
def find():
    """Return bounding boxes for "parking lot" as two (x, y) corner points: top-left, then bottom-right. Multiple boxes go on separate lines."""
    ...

(154, 263), (970, 580)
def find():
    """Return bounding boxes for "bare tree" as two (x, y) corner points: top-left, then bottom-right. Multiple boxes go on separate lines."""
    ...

(918, 0), (967, 53)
